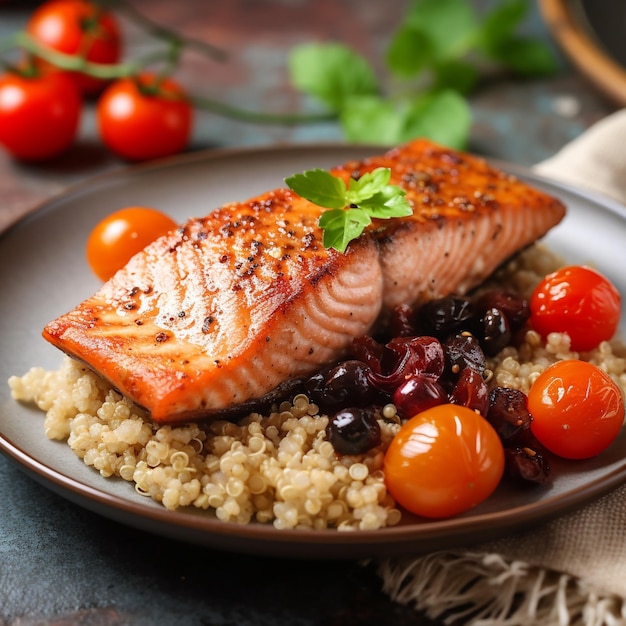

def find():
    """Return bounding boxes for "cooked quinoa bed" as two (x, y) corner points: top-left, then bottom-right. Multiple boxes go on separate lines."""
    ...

(8, 245), (626, 530)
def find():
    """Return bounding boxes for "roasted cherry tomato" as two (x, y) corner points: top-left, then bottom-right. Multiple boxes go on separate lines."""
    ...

(86, 206), (178, 281)
(96, 74), (193, 161)
(528, 360), (624, 460)
(530, 265), (621, 352)
(384, 404), (504, 519)
(0, 71), (81, 161)
(26, 0), (121, 96)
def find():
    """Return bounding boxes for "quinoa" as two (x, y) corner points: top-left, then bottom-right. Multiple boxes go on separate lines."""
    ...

(9, 358), (401, 531)
(7, 243), (626, 529)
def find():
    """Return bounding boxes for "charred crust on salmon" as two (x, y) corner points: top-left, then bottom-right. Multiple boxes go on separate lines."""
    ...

(42, 139), (566, 424)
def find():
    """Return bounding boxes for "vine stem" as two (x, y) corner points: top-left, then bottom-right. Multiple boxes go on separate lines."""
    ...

(1, 32), (335, 127)
(8, 31), (169, 78)
(95, 0), (228, 62)
(189, 94), (336, 125)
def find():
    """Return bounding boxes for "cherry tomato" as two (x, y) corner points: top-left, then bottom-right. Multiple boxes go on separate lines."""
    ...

(26, 0), (121, 96)
(96, 74), (193, 161)
(384, 404), (504, 519)
(0, 71), (81, 161)
(528, 360), (624, 460)
(530, 265), (621, 352)
(86, 206), (178, 281)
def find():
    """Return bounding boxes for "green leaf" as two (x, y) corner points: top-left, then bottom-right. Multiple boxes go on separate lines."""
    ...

(347, 167), (391, 204)
(288, 43), (379, 111)
(284, 169), (347, 209)
(405, 0), (479, 60)
(359, 186), (412, 218)
(477, 0), (527, 57)
(339, 95), (402, 145)
(432, 58), (479, 94)
(492, 37), (559, 75)
(318, 208), (372, 253)
(385, 25), (433, 78)
(398, 90), (472, 149)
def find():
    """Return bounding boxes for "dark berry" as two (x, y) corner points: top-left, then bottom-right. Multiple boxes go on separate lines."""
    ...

(304, 360), (380, 411)
(326, 407), (382, 455)
(474, 290), (530, 331)
(478, 307), (511, 356)
(417, 295), (474, 339)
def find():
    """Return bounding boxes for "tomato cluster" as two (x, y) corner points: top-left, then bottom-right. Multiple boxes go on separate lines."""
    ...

(0, 0), (193, 162)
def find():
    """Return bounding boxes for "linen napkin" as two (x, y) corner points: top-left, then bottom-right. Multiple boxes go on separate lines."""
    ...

(375, 109), (626, 625)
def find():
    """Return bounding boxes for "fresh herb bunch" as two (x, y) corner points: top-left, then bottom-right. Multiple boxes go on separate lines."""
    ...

(285, 167), (412, 253)
(288, 0), (557, 148)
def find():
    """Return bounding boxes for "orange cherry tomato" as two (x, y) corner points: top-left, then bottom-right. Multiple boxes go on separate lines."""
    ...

(384, 404), (504, 519)
(26, 0), (122, 96)
(96, 74), (193, 161)
(530, 265), (621, 352)
(86, 206), (178, 281)
(528, 360), (624, 460)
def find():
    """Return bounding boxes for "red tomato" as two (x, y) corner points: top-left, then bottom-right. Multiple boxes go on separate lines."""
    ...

(26, 0), (121, 96)
(96, 74), (193, 161)
(86, 206), (178, 281)
(384, 404), (504, 519)
(0, 71), (81, 161)
(530, 265), (621, 352)
(528, 360), (624, 460)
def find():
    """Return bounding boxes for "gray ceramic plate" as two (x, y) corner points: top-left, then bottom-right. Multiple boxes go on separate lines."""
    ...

(1, 144), (625, 559)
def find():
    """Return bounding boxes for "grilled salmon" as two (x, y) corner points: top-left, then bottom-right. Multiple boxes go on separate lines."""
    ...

(43, 139), (566, 423)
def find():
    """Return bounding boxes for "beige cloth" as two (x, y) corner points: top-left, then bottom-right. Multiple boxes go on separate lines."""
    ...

(377, 109), (626, 625)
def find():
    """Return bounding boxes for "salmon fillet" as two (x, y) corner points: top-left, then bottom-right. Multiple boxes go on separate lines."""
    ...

(43, 139), (565, 423)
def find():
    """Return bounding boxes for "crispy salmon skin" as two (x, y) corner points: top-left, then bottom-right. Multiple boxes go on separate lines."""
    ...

(43, 140), (565, 423)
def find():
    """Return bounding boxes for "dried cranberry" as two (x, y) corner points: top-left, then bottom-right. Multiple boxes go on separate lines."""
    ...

(504, 447), (550, 484)
(450, 367), (489, 415)
(392, 375), (448, 419)
(443, 333), (486, 377)
(353, 335), (445, 393)
(486, 387), (532, 444)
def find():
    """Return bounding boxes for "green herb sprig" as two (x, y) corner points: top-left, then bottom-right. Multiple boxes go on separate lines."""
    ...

(285, 167), (412, 253)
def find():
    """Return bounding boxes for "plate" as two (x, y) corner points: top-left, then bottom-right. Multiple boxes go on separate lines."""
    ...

(1, 144), (626, 559)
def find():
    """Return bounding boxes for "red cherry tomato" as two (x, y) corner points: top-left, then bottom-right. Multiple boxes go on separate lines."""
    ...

(384, 404), (504, 519)
(0, 71), (81, 161)
(26, 0), (121, 96)
(530, 265), (621, 352)
(86, 206), (178, 281)
(528, 360), (624, 460)
(96, 74), (193, 161)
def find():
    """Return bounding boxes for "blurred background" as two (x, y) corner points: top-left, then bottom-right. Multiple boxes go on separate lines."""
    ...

(0, 0), (619, 169)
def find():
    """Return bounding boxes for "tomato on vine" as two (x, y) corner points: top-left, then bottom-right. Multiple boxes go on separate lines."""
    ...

(528, 360), (624, 460)
(26, 0), (122, 96)
(0, 70), (82, 161)
(86, 206), (178, 281)
(96, 74), (193, 161)
(530, 265), (621, 352)
(384, 404), (504, 519)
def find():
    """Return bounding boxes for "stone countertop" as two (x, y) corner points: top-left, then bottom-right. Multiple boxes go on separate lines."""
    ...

(0, 1), (617, 625)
